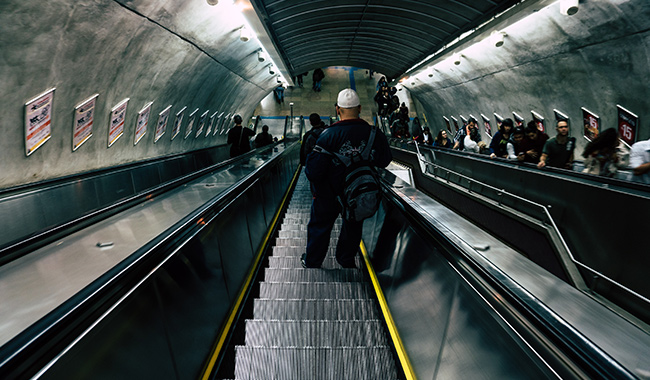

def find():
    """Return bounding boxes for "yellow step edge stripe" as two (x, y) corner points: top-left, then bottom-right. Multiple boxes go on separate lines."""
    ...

(200, 166), (302, 380)
(360, 240), (417, 380)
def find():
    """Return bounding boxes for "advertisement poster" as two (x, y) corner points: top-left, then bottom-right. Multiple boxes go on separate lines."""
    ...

(451, 116), (459, 132)
(196, 110), (208, 138)
(72, 94), (98, 151)
(185, 108), (198, 139)
(134, 101), (153, 145)
(617, 105), (638, 147)
(553, 109), (569, 124)
(494, 113), (504, 131)
(582, 107), (600, 141)
(512, 112), (525, 128)
(155, 105), (171, 143)
(481, 113), (492, 138)
(214, 112), (223, 136)
(171, 106), (186, 141)
(460, 115), (468, 129)
(24, 88), (55, 156)
(531, 111), (545, 133)
(443, 116), (451, 133)
(108, 98), (128, 147)
(208, 111), (219, 136)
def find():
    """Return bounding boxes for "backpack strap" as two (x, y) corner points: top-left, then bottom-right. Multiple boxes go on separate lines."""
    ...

(313, 145), (352, 166)
(360, 127), (377, 161)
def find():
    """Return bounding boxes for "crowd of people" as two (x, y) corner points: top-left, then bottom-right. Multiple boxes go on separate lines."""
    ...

(390, 112), (650, 183)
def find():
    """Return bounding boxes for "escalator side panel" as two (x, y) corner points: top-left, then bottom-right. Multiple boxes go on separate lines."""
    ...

(366, 201), (556, 379)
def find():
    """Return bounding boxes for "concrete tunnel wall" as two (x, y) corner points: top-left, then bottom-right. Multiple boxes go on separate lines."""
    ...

(0, 0), (277, 189)
(2, 0), (650, 190)
(407, 0), (650, 156)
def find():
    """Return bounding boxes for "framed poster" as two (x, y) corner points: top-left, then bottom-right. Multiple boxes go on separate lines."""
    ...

(481, 113), (492, 138)
(451, 116), (459, 132)
(617, 105), (638, 147)
(185, 108), (198, 139)
(108, 98), (128, 147)
(460, 115), (468, 128)
(512, 112), (525, 128)
(154, 105), (171, 143)
(531, 110), (545, 133)
(208, 111), (219, 136)
(72, 93), (98, 151)
(223, 113), (233, 134)
(442, 116), (451, 133)
(219, 113), (228, 135)
(24, 88), (55, 156)
(494, 113), (504, 131)
(171, 106), (186, 141)
(553, 109), (570, 123)
(134, 101), (153, 145)
(581, 107), (600, 141)
(213, 112), (223, 136)
(196, 110), (208, 138)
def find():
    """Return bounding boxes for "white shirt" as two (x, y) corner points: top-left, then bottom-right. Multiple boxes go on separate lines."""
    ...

(629, 139), (650, 184)
(463, 135), (480, 153)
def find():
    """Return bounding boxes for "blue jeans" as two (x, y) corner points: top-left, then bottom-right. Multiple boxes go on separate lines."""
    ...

(313, 80), (322, 91)
(305, 196), (362, 268)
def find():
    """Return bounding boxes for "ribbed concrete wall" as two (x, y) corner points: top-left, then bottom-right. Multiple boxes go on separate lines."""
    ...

(0, 0), (276, 188)
(408, 1), (650, 154)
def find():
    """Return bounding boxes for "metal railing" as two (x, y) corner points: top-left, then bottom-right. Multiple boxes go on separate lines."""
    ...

(411, 141), (650, 307)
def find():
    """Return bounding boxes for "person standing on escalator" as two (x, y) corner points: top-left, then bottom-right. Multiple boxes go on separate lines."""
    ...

(227, 114), (255, 158)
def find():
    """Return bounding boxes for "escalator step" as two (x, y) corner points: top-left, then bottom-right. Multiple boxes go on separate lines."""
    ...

(268, 256), (361, 269)
(272, 246), (335, 257)
(244, 320), (389, 347)
(279, 224), (341, 232)
(259, 282), (371, 299)
(234, 346), (398, 380)
(253, 299), (377, 320)
(264, 268), (363, 283)
(275, 237), (338, 247)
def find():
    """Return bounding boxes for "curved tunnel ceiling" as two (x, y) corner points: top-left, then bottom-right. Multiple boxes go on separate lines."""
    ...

(251, 0), (521, 79)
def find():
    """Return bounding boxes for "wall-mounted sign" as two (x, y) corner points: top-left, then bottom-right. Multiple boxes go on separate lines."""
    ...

(154, 105), (171, 143)
(581, 107), (600, 141)
(617, 105), (638, 147)
(459, 115), (468, 128)
(553, 109), (570, 124)
(24, 88), (55, 156)
(185, 108), (198, 139)
(196, 110), (208, 138)
(171, 106), (186, 141)
(450, 116), (459, 132)
(223, 113), (232, 134)
(208, 111), (219, 137)
(512, 112), (525, 128)
(531, 111), (545, 133)
(442, 116), (451, 133)
(214, 112), (223, 136)
(494, 113), (504, 131)
(72, 94), (98, 151)
(481, 113), (492, 138)
(134, 101), (153, 145)
(108, 98), (128, 147)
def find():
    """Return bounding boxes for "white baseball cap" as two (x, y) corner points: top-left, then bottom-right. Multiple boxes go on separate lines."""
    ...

(336, 88), (361, 108)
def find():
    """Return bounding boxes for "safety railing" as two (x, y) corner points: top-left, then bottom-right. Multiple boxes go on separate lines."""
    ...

(411, 141), (650, 307)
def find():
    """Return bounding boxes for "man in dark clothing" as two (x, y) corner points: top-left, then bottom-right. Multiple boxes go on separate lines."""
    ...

(227, 114), (255, 158)
(538, 120), (575, 169)
(312, 68), (325, 92)
(520, 121), (550, 164)
(300, 113), (327, 165)
(255, 125), (273, 148)
(303, 89), (392, 268)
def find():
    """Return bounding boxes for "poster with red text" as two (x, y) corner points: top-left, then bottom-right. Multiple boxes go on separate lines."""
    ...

(171, 106), (186, 141)
(481, 113), (492, 138)
(24, 88), (55, 156)
(134, 101), (153, 145)
(155, 105), (171, 143)
(582, 107), (600, 141)
(108, 98), (128, 147)
(617, 105), (638, 147)
(531, 111), (545, 133)
(73, 94), (98, 151)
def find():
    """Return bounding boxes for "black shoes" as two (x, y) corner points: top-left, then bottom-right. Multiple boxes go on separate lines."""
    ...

(301, 253), (307, 268)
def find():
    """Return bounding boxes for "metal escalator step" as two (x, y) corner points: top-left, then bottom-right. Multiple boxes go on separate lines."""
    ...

(279, 224), (341, 232)
(275, 237), (338, 247)
(264, 268), (363, 282)
(268, 256), (361, 269)
(234, 346), (398, 380)
(259, 282), (371, 299)
(253, 299), (378, 321)
(244, 320), (389, 347)
(272, 246), (335, 257)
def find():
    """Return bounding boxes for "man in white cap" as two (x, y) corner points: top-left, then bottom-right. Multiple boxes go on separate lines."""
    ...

(302, 88), (392, 268)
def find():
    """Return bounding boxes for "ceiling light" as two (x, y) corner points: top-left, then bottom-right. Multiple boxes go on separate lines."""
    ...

(491, 31), (506, 47)
(453, 53), (461, 65)
(240, 26), (251, 42)
(206, 0), (218, 5)
(560, 0), (579, 15)
(257, 50), (265, 62)
(268, 65), (275, 75)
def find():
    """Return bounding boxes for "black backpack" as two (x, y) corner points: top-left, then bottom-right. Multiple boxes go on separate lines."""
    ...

(300, 127), (324, 165)
(313, 127), (381, 222)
